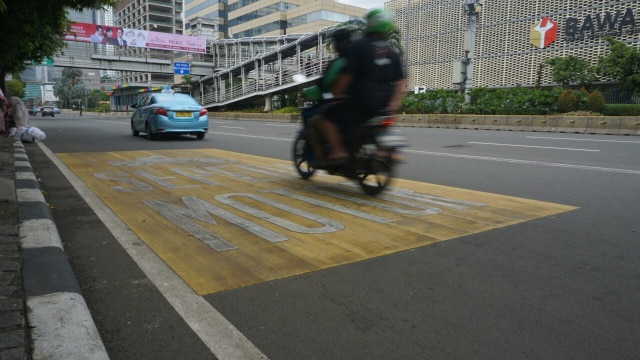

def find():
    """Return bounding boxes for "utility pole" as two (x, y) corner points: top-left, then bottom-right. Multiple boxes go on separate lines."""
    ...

(463, 0), (484, 104)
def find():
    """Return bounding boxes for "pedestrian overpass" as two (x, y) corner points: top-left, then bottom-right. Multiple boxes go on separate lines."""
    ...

(196, 26), (336, 110)
(53, 25), (339, 110)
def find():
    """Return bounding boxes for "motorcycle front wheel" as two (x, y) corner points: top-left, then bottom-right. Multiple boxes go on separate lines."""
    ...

(357, 156), (393, 196)
(292, 131), (316, 179)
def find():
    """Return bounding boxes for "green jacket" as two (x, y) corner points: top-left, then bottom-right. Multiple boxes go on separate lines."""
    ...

(302, 58), (345, 101)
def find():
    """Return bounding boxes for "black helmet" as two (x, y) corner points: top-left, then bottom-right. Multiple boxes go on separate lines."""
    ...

(329, 25), (356, 56)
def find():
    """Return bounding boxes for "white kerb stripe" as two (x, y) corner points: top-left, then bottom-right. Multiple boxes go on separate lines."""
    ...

(17, 188), (46, 203)
(28, 292), (109, 360)
(14, 160), (32, 168)
(20, 219), (63, 249)
(16, 171), (38, 181)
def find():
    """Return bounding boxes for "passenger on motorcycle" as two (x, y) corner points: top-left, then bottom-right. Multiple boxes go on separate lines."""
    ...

(320, 9), (406, 164)
(301, 25), (357, 162)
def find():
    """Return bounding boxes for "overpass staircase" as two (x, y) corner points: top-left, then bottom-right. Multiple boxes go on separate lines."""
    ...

(197, 26), (338, 109)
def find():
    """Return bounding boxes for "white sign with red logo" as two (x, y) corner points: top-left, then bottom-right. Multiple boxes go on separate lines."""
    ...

(530, 17), (558, 49)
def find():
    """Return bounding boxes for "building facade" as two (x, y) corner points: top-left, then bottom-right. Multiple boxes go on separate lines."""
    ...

(226, 0), (364, 38)
(113, 0), (185, 85)
(386, 0), (640, 91)
(184, 0), (227, 39)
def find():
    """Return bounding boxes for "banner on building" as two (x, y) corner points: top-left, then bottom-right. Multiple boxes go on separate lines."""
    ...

(64, 22), (206, 54)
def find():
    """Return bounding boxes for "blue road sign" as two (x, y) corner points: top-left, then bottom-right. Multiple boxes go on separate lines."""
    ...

(174, 62), (191, 75)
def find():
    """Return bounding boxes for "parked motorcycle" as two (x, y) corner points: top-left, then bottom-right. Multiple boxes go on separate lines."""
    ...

(292, 104), (407, 195)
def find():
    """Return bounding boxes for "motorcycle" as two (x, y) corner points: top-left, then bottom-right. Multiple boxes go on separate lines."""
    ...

(292, 103), (407, 196)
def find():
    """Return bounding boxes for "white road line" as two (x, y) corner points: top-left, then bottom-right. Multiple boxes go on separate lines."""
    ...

(468, 142), (599, 152)
(209, 131), (290, 141)
(220, 126), (245, 129)
(97, 120), (128, 125)
(527, 136), (640, 144)
(265, 124), (296, 127)
(405, 149), (640, 175)
(209, 131), (638, 175)
(37, 142), (269, 360)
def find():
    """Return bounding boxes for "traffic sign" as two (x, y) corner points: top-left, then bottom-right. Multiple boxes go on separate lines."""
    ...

(174, 62), (190, 75)
(31, 58), (54, 66)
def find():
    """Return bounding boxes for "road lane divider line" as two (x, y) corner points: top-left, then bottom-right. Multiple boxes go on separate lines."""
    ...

(209, 131), (291, 141)
(526, 136), (640, 143)
(468, 142), (599, 152)
(37, 142), (269, 360)
(405, 149), (640, 175)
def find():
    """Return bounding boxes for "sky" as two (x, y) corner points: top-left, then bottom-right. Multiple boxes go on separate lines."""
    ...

(336, 0), (387, 10)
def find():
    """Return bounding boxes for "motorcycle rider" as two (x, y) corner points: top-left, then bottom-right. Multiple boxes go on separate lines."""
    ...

(320, 8), (406, 164)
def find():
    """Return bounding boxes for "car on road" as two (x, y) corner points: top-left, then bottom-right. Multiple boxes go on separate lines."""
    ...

(41, 106), (55, 117)
(29, 106), (40, 115)
(130, 91), (208, 140)
(53, 107), (60, 114)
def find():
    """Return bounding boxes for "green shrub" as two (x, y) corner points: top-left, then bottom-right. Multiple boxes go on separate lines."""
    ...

(400, 89), (465, 114)
(557, 89), (577, 113)
(586, 90), (605, 113)
(95, 103), (111, 113)
(602, 104), (640, 116)
(574, 90), (588, 111)
(579, 87), (590, 97)
(271, 106), (299, 114)
(227, 108), (263, 113)
(463, 87), (561, 115)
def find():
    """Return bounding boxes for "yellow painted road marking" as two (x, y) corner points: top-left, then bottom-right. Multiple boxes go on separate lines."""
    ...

(58, 149), (577, 295)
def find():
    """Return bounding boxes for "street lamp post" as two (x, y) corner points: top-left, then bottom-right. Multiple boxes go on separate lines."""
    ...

(463, 0), (483, 104)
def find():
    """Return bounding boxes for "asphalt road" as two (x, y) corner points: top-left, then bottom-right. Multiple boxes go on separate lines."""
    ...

(23, 113), (640, 360)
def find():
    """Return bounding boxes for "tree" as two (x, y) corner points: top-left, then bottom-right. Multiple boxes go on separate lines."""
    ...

(0, 0), (118, 95)
(6, 78), (24, 98)
(181, 74), (194, 85)
(598, 37), (640, 93)
(87, 89), (107, 109)
(544, 55), (597, 89)
(54, 68), (85, 107)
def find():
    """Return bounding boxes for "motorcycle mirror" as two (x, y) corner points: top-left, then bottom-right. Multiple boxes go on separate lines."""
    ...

(292, 74), (308, 83)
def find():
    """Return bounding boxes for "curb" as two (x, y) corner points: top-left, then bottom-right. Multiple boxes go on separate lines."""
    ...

(13, 140), (109, 360)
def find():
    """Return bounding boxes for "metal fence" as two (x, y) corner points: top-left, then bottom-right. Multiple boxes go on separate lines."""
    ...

(601, 88), (640, 105)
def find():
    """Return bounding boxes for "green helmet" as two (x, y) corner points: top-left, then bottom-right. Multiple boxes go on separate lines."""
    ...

(364, 8), (394, 35)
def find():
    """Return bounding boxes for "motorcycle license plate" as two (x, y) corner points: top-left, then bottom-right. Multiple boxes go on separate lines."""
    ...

(176, 111), (191, 117)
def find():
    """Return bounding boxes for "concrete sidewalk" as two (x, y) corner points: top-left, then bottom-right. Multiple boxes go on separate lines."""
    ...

(0, 136), (108, 359)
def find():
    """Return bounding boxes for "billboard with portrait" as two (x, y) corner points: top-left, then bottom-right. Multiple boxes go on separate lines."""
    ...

(64, 22), (207, 54)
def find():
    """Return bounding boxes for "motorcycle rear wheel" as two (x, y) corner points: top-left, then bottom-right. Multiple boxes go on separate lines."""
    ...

(358, 156), (393, 196)
(292, 131), (316, 179)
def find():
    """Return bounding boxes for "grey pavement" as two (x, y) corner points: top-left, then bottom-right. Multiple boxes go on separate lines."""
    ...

(0, 137), (26, 360)
(0, 136), (108, 360)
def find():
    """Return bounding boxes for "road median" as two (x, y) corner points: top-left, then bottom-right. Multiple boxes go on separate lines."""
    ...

(208, 112), (640, 136)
